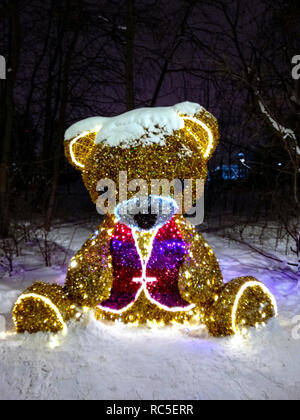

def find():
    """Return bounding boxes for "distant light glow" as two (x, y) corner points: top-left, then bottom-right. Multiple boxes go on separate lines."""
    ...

(70, 259), (78, 268)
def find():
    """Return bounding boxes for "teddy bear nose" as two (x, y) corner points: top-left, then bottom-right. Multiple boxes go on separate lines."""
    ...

(133, 203), (158, 230)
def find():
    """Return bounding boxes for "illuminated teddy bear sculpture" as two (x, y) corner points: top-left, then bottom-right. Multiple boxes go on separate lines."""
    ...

(13, 102), (277, 336)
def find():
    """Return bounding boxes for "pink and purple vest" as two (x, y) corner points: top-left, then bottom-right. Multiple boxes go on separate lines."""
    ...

(99, 218), (193, 312)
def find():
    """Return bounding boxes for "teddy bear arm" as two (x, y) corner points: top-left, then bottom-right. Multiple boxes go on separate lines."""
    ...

(12, 222), (115, 333)
(64, 225), (114, 308)
(178, 233), (223, 307)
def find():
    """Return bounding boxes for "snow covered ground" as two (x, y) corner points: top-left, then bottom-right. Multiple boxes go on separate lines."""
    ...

(0, 222), (299, 400)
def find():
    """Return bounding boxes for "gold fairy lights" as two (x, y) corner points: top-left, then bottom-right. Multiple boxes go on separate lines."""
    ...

(13, 103), (277, 336)
(13, 219), (277, 335)
(13, 283), (78, 334)
(63, 108), (220, 206)
(14, 294), (68, 335)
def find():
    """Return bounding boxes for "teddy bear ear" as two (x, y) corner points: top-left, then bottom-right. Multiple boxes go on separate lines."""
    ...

(176, 103), (220, 161)
(64, 117), (109, 170)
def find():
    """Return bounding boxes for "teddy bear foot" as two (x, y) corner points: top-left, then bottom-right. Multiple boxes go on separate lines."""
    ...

(13, 282), (78, 334)
(206, 277), (277, 337)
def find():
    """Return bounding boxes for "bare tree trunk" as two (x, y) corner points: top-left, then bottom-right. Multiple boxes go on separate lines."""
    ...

(150, 0), (196, 107)
(0, 2), (20, 237)
(125, 0), (135, 111)
(44, 1), (82, 232)
(293, 161), (299, 206)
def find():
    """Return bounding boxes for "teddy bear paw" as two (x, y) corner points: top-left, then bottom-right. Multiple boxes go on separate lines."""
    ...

(13, 282), (78, 334)
(206, 277), (277, 336)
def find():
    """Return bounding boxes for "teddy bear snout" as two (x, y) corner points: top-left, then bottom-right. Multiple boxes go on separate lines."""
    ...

(133, 205), (158, 231)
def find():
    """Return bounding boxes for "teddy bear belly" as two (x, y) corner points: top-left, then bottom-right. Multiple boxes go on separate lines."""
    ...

(94, 290), (205, 326)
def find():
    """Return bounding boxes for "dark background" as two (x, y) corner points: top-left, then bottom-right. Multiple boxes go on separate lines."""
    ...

(0, 0), (299, 266)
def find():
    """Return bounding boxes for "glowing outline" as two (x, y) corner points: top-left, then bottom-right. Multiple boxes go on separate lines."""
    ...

(98, 277), (195, 315)
(183, 116), (214, 159)
(113, 195), (179, 232)
(14, 293), (68, 335)
(69, 131), (91, 169)
(231, 281), (277, 335)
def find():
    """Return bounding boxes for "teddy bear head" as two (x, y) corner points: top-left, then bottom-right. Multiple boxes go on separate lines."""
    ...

(64, 102), (219, 222)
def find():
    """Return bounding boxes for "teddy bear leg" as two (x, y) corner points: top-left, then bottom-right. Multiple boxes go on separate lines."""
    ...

(13, 282), (78, 334)
(205, 277), (277, 337)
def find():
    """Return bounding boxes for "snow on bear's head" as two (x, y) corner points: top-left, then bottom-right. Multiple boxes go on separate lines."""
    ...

(64, 102), (220, 208)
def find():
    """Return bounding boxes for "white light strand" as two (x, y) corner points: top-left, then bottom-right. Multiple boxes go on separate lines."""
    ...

(231, 281), (277, 335)
(183, 116), (214, 159)
(69, 131), (90, 169)
(14, 293), (68, 335)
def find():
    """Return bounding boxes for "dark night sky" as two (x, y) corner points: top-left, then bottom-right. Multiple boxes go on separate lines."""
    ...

(0, 1), (299, 198)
